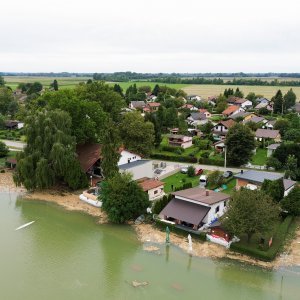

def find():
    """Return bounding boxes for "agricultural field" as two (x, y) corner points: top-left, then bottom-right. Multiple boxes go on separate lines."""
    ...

(4, 76), (91, 90)
(106, 81), (187, 91)
(183, 84), (300, 100)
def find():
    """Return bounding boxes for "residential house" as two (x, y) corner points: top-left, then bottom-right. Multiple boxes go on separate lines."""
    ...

(264, 120), (276, 130)
(291, 102), (300, 115)
(234, 170), (296, 196)
(159, 188), (230, 231)
(187, 112), (208, 127)
(180, 104), (198, 111)
(4, 120), (24, 130)
(129, 101), (146, 110)
(227, 97), (253, 109)
(255, 129), (281, 143)
(167, 134), (193, 149)
(222, 105), (244, 117)
(137, 177), (165, 201)
(229, 111), (252, 121)
(213, 140), (226, 153)
(187, 95), (202, 101)
(212, 119), (236, 141)
(266, 143), (280, 157)
(119, 160), (153, 180)
(147, 102), (161, 112)
(199, 109), (212, 118)
(244, 116), (267, 126)
(146, 94), (158, 102)
(76, 144), (148, 184)
(254, 101), (273, 112)
(256, 97), (270, 105)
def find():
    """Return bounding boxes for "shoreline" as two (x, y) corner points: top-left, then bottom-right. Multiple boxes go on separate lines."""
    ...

(1, 171), (299, 269)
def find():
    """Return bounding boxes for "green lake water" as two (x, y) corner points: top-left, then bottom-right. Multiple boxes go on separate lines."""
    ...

(1, 192), (300, 300)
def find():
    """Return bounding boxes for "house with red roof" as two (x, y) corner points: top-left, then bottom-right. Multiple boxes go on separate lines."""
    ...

(212, 119), (236, 140)
(137, 177), (165, 201)
(222, 105), (244, 117)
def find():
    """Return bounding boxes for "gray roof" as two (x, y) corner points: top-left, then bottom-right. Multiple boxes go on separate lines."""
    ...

(190, 112), (206, 121)
(293, 103), (300, 113)
(130, 101), (146, 108)
(119, 160), (151, 170)
(229, 111), (250, 119)
(172, 187), (230, 205)
(255, 129), (280, 139)
(160, 198), (210, 225)
(267, 143), (280, 150)
(283, 179), (296, 191)
(234, 170), (283, 184)
(244, 116), (265, 124)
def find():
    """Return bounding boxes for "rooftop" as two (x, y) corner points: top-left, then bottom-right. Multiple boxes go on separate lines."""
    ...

(119, 159), (151, 170)
(76, 144), (101, 172)
(267, 143), (280, 150)
(234, 170), (283, 184)
(172, 187), (230, 205)
(137, 177), (165, 191)
(222, 105), (240, 115)
(190, 112), (207, 120)
(255, 129), (280, 139)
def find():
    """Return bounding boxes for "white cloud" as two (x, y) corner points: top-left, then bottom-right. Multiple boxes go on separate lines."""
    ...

(1, 0), (299, 72)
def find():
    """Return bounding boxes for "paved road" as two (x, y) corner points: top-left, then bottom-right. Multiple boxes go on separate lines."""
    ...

(0, 140), (26, 150)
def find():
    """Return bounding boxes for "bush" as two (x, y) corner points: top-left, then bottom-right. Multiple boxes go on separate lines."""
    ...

(174, 182), (193, 191)
(0, 141), (9, 157)
(200, 151), (210, 158)
(230, 216), (294, 261)
(151, 153), (197, 163)
(199, 157), (224, 166)
(154, 218), (207, 241)
(161, 145), (184, 154)
(152, 194), (172, 214)
(187, 166), (195, 177)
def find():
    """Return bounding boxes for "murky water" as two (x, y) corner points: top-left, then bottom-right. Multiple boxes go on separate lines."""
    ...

(1, 192), (300, 300)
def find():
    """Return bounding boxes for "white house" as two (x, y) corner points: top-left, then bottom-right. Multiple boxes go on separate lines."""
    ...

(159, 188), (230, 231)
(187, 95), (202, 101)
(118, 150), (141, 166)
(187, 112), (208, 127)
(222, 105), (244, 117)
(138, 177), (165, 201)
(167, 134), (193, 149)
(212, 119), (236, 140)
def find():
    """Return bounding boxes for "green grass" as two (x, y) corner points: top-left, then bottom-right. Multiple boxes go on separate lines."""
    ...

(0, 151), (17, 168)
(162, 172), (201, 193)
(107, 81), (187, 90)
(4, 76), (91, 90)
(251, 148), (268, 166)
(222, 178), (236, 194)
(183, 84), (300, 99)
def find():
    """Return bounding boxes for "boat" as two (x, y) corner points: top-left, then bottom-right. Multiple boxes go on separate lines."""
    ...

(15, 221), (35, 231)
(79, 187), (102, 208)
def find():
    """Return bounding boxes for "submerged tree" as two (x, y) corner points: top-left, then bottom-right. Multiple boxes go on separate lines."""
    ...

(14, 109), (88, 190)
(101, 172), (150, 223)
(221, 189), (279, 243)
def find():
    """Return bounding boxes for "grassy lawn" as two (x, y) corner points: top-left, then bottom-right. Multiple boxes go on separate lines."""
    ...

(162, 172), (201, 193)
(222, 178), (236, 194)
(0, 151), (17, 168)
(251, 148), (267, 166)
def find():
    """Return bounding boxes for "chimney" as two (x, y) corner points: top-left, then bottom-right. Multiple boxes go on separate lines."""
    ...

(206, 190), (209, 196)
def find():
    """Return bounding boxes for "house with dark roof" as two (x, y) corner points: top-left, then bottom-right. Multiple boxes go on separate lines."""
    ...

(159, 187), (230, 231)
(212, 119), (236, 140)
(244, 116), (267, 125)
(137, 177), (165, 201)
(222, 105), (244, 117)
(76, 144), (147, 183)
(186, 112), (208, 127)
(129, 101), (146, 110)
(227, 97), (252, 109)
(234, 170), (296, 196)
(255, 129), (281, 143)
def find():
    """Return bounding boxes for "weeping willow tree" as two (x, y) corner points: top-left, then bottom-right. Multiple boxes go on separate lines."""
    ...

(14, 109), (88, 190)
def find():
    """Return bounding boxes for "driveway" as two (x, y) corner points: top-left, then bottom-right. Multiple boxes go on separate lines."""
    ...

(0, 140), (26, 150)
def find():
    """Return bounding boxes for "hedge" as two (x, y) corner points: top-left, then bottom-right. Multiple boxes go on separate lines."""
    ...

(161, 145), (184, 154)
(155, 218), (207, 241)
(151, 153), (198, 163)
(199, 157), (224, 166)
(152, 194), (172, 215)
(230, 216), (294, 261)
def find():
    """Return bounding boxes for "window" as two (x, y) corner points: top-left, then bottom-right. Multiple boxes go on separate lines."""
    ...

(215, 206), (220, 213)
(154, 190), (158, 195)
(224, 201), (227, 207)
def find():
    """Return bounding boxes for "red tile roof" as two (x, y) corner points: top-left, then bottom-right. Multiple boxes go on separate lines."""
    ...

(148, 102), (161, 107)
(219, 119), (236, 129)
(222, 105), (240, 116)
(137, 178), (165, 191)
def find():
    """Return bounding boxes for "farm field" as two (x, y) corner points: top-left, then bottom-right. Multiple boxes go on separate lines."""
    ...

(4, 76), (91, 90)
(106, 81), (187, 90)
(183, 84), (300, 99)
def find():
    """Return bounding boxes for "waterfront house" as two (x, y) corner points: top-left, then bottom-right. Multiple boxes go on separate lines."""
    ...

(159, 188), (230, 231)
(167, 134), (193, 149)
(222, 105), (244, 117)
(137, 177), (165, 201)
(234, 170), (296, 196)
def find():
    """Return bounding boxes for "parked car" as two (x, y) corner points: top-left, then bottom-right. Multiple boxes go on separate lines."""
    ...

(199, 175), (207, 187)
(180, 166), (188, 174)
(195, 168), (204, 176)
(223, 171), (233, 178)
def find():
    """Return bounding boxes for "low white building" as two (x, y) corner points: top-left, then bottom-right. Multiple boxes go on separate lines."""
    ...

(118, 150), (141, 166)
(119, 160), (153, 180)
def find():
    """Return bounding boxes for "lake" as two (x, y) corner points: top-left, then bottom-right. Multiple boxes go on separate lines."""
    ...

(1, 192), (299, 299)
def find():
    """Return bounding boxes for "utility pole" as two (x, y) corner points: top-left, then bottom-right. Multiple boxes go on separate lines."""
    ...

(224, 145), (227, 169)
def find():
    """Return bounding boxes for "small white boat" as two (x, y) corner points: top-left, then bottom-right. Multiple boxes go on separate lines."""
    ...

(15, 221), (35, 231)
(79, 188), (102, 207)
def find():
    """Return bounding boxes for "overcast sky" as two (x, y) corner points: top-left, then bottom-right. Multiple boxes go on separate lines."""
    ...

(1, 0), (299, 73)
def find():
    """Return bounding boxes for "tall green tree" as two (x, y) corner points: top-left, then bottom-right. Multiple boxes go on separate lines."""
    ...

(101, 119), (121, 179)
(26, 82), (43, 95)
(261, 178), (285, 202)
(234, 87), (244, 98)
(225, 123), (255, 166)
(0, 76), (5, 86)
(221, 189), (279, 242)
(113, 84), (124, 97)
(144, 113), (162, 147)
(0, 87), (14, 115)
(281, 187), (300, 216)
(283, 88), (296, 110)
(14, 109), (88, 190)
(152, 84), (160, 96)
(215, 94), (228, 113)
(101, 172), (150, 223)
(285, 154), (298, 180)
(272, 90), (284, 114)
(0, 141), (8, 157)
(52, 79), (59, 91)
(119, 112), (155, 156)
